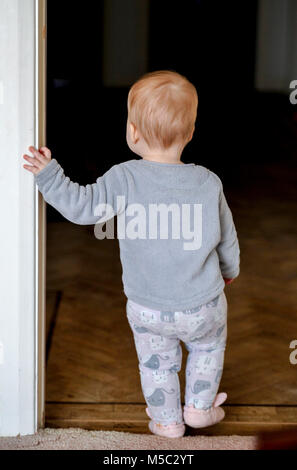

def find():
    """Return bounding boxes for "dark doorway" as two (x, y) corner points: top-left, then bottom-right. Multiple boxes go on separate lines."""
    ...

(45, 0), (297, 433)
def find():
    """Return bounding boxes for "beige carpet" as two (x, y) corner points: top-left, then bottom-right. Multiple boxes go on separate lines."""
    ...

(0, 428), (258, 450)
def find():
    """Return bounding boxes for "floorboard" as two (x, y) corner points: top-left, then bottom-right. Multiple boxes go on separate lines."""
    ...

(45, 404), (297, 435)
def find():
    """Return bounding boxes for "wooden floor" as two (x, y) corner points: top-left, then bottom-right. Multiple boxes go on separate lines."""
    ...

(45, 161), (297, 435)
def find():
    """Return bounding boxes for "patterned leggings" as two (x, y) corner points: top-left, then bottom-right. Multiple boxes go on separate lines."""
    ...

(126, 292), (227, 425)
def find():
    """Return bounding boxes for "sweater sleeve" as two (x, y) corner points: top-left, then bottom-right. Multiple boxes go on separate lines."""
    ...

(216, 188), (240, 279)
(34, 159), (127, 225)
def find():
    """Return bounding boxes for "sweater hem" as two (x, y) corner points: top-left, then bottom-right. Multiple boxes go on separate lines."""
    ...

(124, 281), (225, 311)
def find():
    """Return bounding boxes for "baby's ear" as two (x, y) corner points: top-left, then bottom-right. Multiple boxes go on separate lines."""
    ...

(130, 122), (139, 144)
(189, 126), (195, 141)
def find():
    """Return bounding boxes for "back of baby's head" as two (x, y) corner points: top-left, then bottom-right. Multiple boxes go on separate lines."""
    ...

(128, 70), (198, 150)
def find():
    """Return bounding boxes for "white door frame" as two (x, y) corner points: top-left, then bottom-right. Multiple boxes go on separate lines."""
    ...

(35, 0), (47, 432)
(0, 0), (46, 436)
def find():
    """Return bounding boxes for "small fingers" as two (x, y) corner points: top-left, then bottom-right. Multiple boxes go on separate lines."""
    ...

(23, 154), (43, 168)
(23, 164), (40, 175)
(39, 146), (52, 159)
(28, 146), (48, 164)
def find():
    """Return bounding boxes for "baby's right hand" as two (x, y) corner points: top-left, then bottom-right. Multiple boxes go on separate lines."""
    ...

(223, 278), (234, 285)
(23, 146), (51, 175)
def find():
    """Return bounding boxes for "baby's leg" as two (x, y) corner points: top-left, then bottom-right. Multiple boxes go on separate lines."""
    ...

(126, 304), (183, 425)
(184, 293), (227, 410)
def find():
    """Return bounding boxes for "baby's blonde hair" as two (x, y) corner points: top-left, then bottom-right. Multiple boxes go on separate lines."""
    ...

(127, 70), (198, 150)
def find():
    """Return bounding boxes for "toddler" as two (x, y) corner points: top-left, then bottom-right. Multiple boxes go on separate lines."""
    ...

(23, 70), (240, 438)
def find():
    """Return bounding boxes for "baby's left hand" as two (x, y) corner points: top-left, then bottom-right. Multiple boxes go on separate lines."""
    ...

(223, 278), (233, 285)
(23, 146), (51, 175)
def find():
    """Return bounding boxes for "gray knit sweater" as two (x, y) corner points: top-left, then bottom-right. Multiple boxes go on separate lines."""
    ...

(35, 158), (240, 310)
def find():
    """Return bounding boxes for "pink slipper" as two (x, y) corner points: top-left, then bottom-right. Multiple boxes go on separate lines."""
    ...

(183, 392), (227, 429)
(146, 408), (185, 438)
